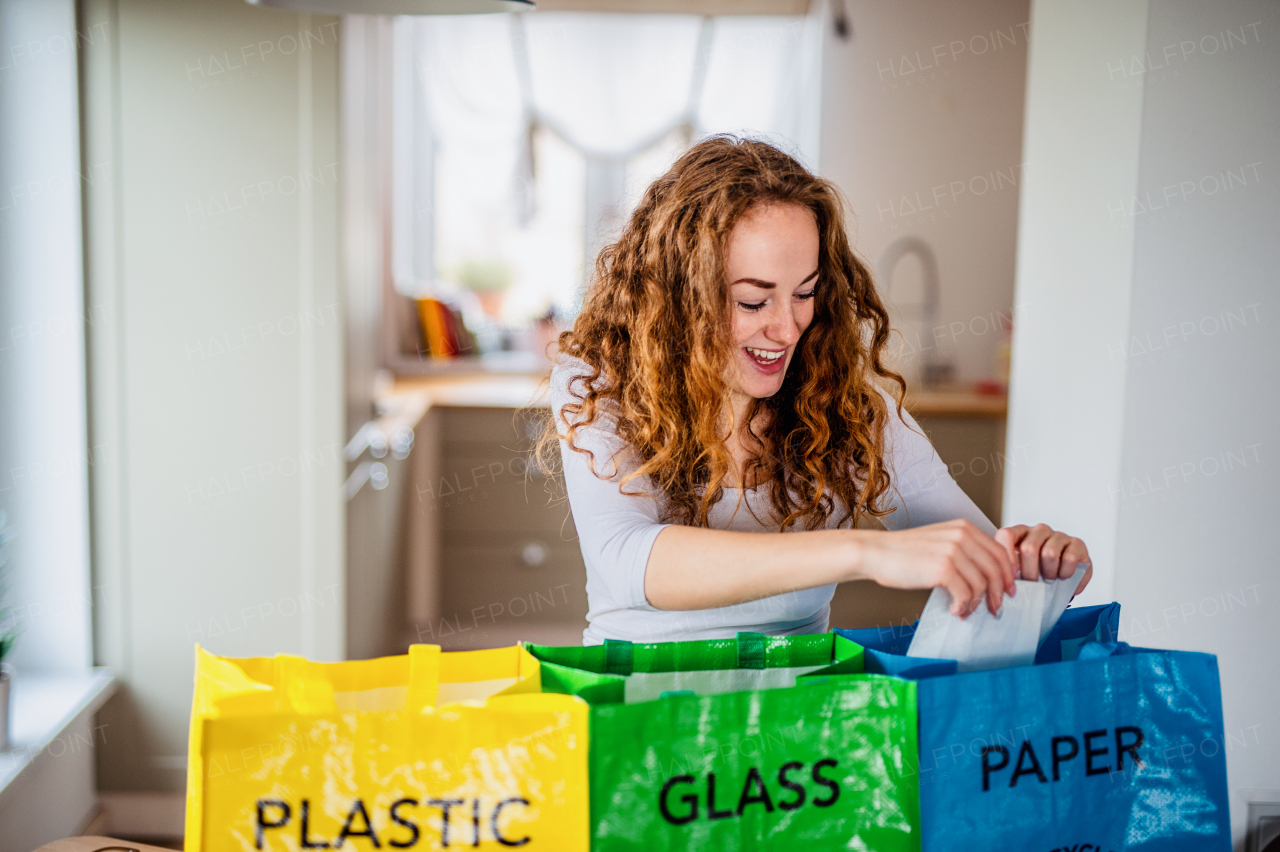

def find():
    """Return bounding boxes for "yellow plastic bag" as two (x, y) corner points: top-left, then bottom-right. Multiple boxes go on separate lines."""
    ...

(185, 644), (589, 852)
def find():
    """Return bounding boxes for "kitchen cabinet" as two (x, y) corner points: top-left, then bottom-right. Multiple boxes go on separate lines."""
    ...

(435, 405), (590, 649)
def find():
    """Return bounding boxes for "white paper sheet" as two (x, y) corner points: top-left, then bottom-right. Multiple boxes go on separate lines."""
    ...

(906, 574), (1086, 672)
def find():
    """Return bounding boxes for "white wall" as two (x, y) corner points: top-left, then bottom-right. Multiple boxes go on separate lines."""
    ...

(821, 0), (1030, 389)
(1115, 0), (1280, 842)
(81, 0), (345, 793)
(1010, 0), (1280, 845)
(1003, 0), (1150, 602)
(0, 0), (94, 673)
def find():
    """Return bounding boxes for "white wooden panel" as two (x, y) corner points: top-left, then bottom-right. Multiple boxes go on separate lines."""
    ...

(81, 0), (344, 792)
(1003, 0), (1149, 602)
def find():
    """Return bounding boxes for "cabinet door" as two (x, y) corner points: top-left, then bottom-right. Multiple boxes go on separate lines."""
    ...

(911, 414), (1007, 525)
(434, 407), (589, 649)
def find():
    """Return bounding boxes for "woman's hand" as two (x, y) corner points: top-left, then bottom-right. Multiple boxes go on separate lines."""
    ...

(856, 519), (1016, 618)
(994, 523), (1092, 596)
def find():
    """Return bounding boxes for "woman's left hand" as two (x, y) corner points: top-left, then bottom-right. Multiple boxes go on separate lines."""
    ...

(994, 523), (1092, 596)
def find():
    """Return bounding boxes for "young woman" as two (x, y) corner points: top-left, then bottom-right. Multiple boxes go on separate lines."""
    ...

(543, 136), (1090, 645)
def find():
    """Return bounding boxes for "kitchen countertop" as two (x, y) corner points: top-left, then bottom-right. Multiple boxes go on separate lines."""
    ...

(903, 387), (1007, 418)
(385, 373), (1007, 419)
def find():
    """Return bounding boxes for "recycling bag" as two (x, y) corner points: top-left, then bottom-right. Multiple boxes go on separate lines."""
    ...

(185, 644), (589, 852)
(528, 634), (921, 852)
(917, 642), (1231, 850)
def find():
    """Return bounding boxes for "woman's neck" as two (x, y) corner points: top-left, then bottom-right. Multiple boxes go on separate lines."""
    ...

(720, 396), (771, 489)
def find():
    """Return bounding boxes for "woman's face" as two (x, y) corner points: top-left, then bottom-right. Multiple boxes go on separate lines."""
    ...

(724, 201), (820, 406)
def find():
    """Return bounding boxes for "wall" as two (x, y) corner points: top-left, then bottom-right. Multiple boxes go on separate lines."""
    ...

(1002, 0), (1149, 603)
(80, 0), (344, 795)
(0, 0), (94, 673)
(1116, 0), (1279, 842)
(821, 0), (1030, 390)
(1009, 0), (1279, 845)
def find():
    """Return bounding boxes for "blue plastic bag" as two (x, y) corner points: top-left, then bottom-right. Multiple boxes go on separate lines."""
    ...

(838, 606), (1230, 848)
(916, 642), (1231, 850)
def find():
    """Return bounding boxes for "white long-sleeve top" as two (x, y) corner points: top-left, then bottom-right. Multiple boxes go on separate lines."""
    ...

(550, 355), (996, 645)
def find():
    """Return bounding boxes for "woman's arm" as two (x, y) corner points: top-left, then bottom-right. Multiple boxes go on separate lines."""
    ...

(645, 519), (1015, 615)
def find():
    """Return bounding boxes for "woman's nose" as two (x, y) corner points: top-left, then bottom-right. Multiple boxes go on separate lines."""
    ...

(765, 304), (801, 344)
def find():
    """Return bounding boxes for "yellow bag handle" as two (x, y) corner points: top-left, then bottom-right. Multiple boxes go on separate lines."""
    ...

(407, 643), (440, 710)
(194, 643), (539, 717)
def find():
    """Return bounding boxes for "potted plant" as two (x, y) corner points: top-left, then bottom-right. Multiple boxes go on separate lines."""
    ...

(455, 257), (515, 320)
(0, 510), (15, 751)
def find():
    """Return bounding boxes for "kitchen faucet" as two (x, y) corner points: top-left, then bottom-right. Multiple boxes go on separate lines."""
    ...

(876, 235), (953, 388)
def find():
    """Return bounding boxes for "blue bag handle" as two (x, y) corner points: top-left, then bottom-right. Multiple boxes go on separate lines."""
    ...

(834, 627), (957, 680)
(1034, 602), (1122, 664)
(1076, 640), (1132, 660)
(833, 623), (918, 656)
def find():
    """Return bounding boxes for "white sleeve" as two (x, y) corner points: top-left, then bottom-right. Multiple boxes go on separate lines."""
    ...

(876, 388), (998, 535)
(551, 359), (671, 610)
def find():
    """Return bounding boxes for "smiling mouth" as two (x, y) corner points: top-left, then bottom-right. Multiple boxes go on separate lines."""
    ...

(745, 346), (785, 366)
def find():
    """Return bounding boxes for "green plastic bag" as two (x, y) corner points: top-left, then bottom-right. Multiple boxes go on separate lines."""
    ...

(526, 635), (920, 851)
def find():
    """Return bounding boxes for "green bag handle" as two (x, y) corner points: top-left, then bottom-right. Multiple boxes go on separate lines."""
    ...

(737, 633), (767, 669)
(604, 639), (634, 675)
(530, 634), (863, 676)
(529, 635), (866, 705)
(601, 635), (764, 675)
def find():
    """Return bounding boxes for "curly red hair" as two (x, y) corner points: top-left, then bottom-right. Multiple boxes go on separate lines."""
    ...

(539, 135), (904, 531)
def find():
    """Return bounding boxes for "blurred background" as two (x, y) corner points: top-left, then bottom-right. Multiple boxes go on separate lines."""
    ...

(0, 0), (1275, 848)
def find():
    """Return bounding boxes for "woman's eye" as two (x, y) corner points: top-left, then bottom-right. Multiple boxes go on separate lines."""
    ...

(797, 291), (816, 301)
(738, 301), (767, 311)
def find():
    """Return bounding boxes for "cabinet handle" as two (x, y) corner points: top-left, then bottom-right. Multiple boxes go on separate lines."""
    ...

(346, 422), (414, 462)
(343, 461), (389, 501)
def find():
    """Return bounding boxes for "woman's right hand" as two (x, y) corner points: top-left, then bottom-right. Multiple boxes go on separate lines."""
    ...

(855, 520), (1016, 617)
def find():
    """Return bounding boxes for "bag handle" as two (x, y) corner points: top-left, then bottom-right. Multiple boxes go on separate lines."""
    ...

(736, 633), (767, 669)
(406, 644), (441, 711)
(1077, 640), (1132, 660)
(605, 634), (780, 674)
(604, 639), (634, 675)
(272, 655), (337, 714)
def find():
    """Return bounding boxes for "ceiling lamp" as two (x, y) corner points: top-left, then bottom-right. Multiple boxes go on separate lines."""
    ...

(246, 0), (534, 13)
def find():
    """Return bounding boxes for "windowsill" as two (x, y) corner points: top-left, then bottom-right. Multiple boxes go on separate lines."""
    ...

(0, 667), (116, 809)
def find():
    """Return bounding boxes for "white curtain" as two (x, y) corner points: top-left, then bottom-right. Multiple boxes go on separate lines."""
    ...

(523, 15), (704, 157)
(396, 10), (824, 315)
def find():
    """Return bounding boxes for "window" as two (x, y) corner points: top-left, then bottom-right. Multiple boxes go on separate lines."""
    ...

(391, 10), (823, 353)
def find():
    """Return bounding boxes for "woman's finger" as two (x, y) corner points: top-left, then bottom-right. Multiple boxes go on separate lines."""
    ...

(994, 525), (1026, 580)
(970, 523), (1017, 596)
(1058, 537), (1088, 579)
(940, 566), (977, 617)
(1039, 531), (1074, 580)
(958, 531), (1009, 615)
(948, 549), (992, 619)
(1017, 523), (1053, 581)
